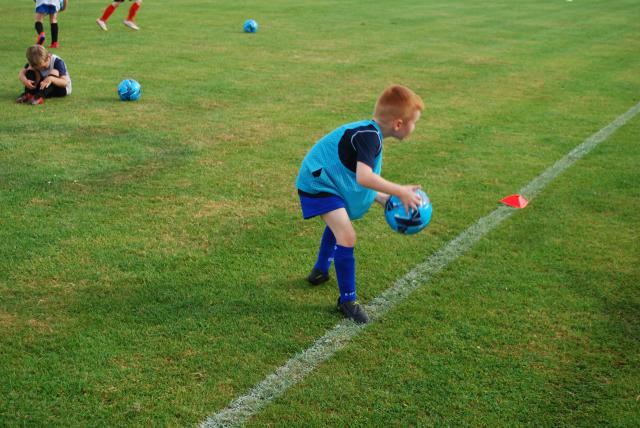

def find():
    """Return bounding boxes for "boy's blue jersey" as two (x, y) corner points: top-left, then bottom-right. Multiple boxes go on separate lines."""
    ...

(296, 119), (383, 220)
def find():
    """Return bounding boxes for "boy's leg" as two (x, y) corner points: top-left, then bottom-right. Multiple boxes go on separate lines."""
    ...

(321, 209), (369, 323)
(35, 14), (45, 44)
(16, 69), (37, 103)
(97, 1), (120, 30)
(128, 0), (141, 20)
(37, 70), (66, 98)
(17, 70), (45, 104)
(124, 0), (141, 30)
(25, 70), (41, 95)
(50, 14), (58, 47)
(307, 226), (336, 285)
(42, 85), (67, 99)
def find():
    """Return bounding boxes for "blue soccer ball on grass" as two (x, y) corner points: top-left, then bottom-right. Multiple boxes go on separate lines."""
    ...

(385, 189), (432, 235)
(243, 19), (258, 33)
(118, 79), (141, 101)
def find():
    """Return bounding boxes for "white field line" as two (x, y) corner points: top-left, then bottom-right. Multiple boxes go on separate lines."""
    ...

(200, 101), (640, 428)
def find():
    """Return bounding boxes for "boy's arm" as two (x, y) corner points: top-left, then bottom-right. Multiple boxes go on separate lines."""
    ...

(356, 161), (422, 212)
(18, 67), (36, 90)
(40, 74), (69, 89)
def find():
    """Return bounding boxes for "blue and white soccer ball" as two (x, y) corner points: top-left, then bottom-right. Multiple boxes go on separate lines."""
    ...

(243, 19), (258, 33)
(118, 79), (141, 101)
(384, 190), (432, 235)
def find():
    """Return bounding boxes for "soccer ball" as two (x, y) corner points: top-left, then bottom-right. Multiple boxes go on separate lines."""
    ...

(243, 19), (258, 33)
(118, 79), (141, 101)
(384, 190), (432, 235)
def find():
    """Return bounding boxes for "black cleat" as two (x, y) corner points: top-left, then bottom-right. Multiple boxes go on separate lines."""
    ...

(307, 268), (329, 285)
(337, 299), (370, 324)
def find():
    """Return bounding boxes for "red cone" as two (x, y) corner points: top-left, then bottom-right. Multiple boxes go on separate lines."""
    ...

(500, 194), (528, 208)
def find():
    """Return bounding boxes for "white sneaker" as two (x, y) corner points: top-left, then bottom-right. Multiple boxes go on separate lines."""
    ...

(96, 19), (108, 31)
(123, 20), (140, 31)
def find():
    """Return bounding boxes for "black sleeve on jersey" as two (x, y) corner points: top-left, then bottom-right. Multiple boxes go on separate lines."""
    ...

(338, 125), (382, 172)
(53, 58), (67, 76)
(353, 131), (381, 170)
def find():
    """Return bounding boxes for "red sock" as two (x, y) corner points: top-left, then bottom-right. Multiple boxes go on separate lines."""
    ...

(127, 2), (140, 21)
(100, 4), (116, 22)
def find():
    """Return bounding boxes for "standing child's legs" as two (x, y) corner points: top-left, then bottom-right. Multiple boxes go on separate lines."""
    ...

(49, 13), (59, 48)
(320, 209), (369, 323)
(35, 13), (46, 45)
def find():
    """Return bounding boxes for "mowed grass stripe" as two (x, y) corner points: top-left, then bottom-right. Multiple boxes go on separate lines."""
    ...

(201, 102), (640, 427)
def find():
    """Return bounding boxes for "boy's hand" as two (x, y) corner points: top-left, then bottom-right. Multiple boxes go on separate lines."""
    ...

(39, 77), (53, 90)
(24, 79), (36, 90)
(398, 185), (422, 214)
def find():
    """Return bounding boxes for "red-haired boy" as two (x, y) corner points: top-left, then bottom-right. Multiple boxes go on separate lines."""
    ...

(296, 85), (425, 323)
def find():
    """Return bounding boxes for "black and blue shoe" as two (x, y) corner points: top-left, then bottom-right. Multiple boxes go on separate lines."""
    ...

(307, 268), (329, 286)
(337, 298), (370, 324)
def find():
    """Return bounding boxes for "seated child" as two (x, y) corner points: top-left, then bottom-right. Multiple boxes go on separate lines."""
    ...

(296, 85), (425, 323)
(17, 45), (72, 105)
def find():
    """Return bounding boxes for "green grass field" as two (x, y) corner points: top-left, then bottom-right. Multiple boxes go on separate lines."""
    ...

(1, 0), (639, 426)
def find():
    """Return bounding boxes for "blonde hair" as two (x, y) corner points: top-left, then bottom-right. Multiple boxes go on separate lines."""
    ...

(26, 45), (49, 68)
(374, 85), (425, 122)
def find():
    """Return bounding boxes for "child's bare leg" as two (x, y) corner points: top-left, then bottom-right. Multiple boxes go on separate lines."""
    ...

(321, 208), (356, 248)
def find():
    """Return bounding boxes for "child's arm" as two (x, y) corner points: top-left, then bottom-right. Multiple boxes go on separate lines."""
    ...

(39, 72), (69, 90)
(356, 161), (422, 212)
(18, 67), (36, 90)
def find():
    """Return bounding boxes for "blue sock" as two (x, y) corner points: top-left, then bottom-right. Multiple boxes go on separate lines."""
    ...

(313, 226), (336, 274)
(334, 245), (356, 303)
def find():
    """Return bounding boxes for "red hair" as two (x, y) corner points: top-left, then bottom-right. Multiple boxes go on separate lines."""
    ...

(374, 85), (425, 122)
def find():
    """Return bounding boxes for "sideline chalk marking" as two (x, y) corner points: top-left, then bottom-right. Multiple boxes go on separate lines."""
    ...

(201, 101), (640, 428)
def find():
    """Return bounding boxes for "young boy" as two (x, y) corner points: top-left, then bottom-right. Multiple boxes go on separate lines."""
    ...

(296, 85), (425, 324)
(96, 0), (142, 31)
(16, 45), (72, 105)
(34, 0), (67, 48)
